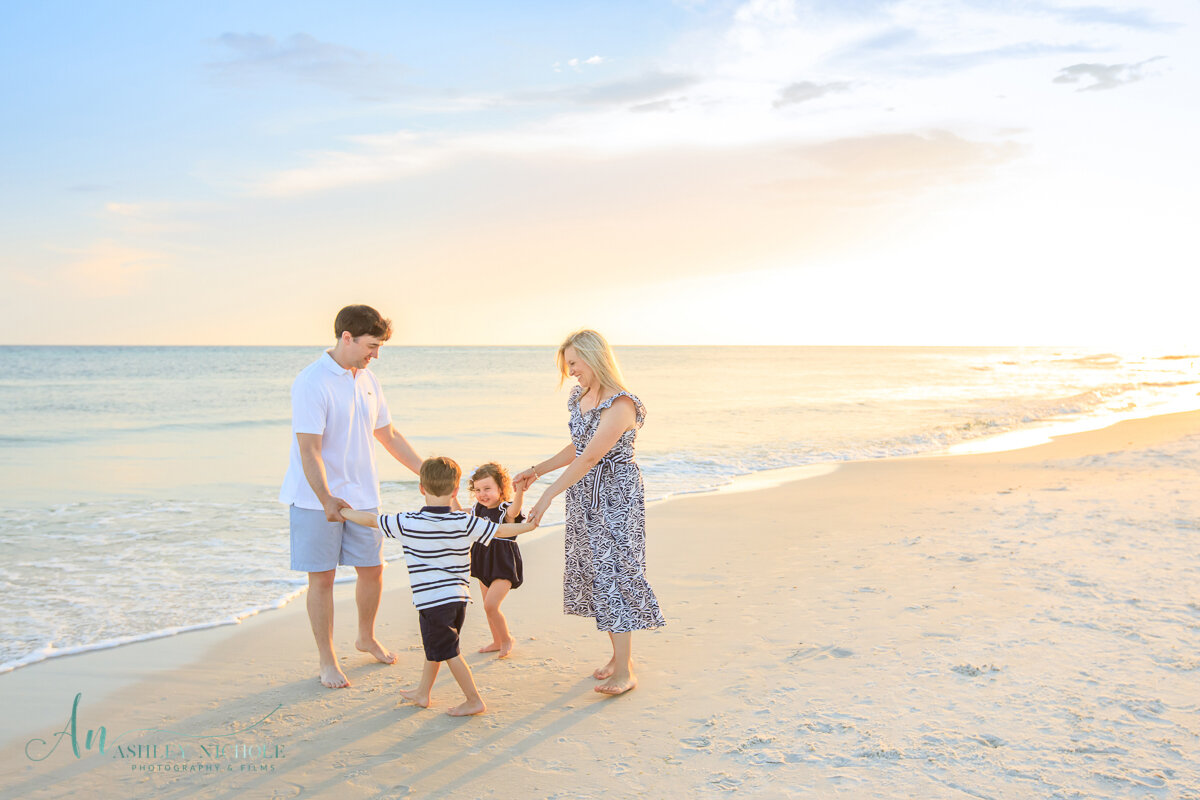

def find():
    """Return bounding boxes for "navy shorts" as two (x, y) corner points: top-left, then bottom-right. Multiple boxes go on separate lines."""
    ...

(418, 602), (467, 662)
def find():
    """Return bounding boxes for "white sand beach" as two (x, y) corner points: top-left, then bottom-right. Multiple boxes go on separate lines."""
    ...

(2, 410), (1198, 799)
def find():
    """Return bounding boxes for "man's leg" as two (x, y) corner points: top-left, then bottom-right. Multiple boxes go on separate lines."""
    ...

(307, 569), (349, 688)
(354, 565), (397, 664)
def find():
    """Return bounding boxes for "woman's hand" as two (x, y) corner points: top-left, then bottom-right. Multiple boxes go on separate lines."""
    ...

(512, 468), (538, 491)
(526, 495), (551, 526)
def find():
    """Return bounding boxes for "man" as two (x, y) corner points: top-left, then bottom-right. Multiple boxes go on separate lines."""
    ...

(280, 304), (422, 688)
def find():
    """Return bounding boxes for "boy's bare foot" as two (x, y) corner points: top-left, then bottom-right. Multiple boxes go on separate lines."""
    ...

(356, 637), (397, 664)
(319, 664), (350, 689)
(594, 673), (637, 696)
(446, 699), (487, 716)
(398, 688), (430, 708)
(478, 641), (501, 653)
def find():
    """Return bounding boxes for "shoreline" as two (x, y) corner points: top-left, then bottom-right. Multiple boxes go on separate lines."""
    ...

(4, 407), (1199, 797)
(5, 394), (1198, 676)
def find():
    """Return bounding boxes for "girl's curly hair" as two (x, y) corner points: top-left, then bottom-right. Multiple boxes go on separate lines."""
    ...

(468, 462), (513, 502)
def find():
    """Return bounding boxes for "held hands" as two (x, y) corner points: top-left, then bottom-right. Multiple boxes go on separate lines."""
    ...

(323, 496), (351, 522)
(512, 467), (539, 492)
(525, 495), (551, 527)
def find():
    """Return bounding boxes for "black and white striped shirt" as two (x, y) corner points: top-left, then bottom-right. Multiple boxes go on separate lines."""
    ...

(378, 506), (499, 610)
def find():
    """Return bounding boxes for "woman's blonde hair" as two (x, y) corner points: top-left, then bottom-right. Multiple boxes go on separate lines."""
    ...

(556, 329), (629, 393)
(468, 462), (513, 502)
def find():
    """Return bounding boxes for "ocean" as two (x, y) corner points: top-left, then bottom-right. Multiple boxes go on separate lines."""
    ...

(1, 345), (1197, 673)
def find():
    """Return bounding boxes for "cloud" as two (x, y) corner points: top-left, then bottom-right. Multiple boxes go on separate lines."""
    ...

(1052, 57), (1165, 91)
(784, 130), (1024, 203)
(210, 32), (406, 97)
(830, 31), (1102, 75)
(554, 55), (605, 72)
(60, 241), (166, 296)
(579, 72), (700, 104)
(1051, 5), (1178, 31)
(773, 80), (852, 108)
(629, 99), (678, 113)
(515, 72), (700, 107)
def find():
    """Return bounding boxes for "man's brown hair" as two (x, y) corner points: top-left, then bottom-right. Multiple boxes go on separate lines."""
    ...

(420, 456), (461, 497)
(334, 305), (393, 341)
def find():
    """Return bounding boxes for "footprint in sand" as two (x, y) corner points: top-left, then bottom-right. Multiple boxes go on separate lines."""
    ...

(951, 663), (1001, 677)
(787, 644), (854, 661)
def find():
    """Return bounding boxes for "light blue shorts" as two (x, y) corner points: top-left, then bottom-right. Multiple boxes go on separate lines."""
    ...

(289, 505), (382, 572)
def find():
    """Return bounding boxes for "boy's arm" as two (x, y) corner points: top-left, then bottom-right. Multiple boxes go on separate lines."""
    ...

(493, 520), (537, 539)
(340, 508), (380, 528)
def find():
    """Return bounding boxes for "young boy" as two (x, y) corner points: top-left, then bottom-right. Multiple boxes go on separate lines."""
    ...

(340, 456), (536, 716)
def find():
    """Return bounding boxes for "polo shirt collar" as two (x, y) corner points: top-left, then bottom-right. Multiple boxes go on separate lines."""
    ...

(421, 506), (452, 514)
(321, 351), (352, 376)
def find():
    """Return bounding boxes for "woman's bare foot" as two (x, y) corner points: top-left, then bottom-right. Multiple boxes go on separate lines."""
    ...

(446, 699), (487, 716)
(478, 641), (501, 653)
(595, 672), (637, 696)
(497, 640), (514, 658)
(398, 688), (431, 708)
(593, 657), (617, 680)
(319, 664), (351, 689)
(356, 637), (397, 664)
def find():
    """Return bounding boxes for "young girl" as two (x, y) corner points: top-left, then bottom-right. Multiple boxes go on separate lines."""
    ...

(467, 462), (525, 658)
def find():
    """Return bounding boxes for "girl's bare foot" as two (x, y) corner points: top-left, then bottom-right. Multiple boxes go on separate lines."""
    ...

(320, 664), (351, 688)
(446, 699), (487, 716)
(356, 637), (398, 664)
(398, 688), (431, 708)
(478, 641), (501, 653)
(595, 673), (637, 696)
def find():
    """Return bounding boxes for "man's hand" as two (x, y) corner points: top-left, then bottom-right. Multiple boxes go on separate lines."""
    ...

(322, 496), (351, 522)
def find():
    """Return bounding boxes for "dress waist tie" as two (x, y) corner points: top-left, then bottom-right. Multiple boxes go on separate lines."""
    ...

(585, 453), (630, 510)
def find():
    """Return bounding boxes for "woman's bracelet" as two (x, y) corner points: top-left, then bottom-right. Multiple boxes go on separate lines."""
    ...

(529, 466), (540, 480)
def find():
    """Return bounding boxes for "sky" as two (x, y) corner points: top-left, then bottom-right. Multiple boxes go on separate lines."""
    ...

(1, 0), (1197, 346)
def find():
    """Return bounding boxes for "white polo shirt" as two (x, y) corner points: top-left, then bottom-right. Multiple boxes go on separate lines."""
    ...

(279, 352), (393, 511)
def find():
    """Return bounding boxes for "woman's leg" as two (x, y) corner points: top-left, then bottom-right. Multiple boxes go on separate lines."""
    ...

(595, 631), (636, 695)
(593, 631), (617, 679)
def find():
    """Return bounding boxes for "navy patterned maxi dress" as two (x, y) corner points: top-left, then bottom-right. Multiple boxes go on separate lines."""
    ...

(563, 386), (665, 632)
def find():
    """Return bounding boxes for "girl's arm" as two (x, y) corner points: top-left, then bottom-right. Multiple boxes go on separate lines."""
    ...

(526, 396), (637, 525)
(513, 443), (576, 491)
(505, 482), (525, 522)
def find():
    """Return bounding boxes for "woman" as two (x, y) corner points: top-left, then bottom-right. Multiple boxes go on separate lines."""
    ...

(519, 329), (665, 696)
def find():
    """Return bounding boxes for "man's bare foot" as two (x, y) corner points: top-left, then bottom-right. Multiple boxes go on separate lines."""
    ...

(593, 658), (617, 680)
(595, 673), (637, 696)
(398, 688), (430, 708)
(446, 699), (487, 716)
(478, 641), (501, 653)
(319, 664), (350, 689)
(356, 637), (397, 664)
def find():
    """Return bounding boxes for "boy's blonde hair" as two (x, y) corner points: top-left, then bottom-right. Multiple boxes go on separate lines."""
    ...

(556, 329), (629, 393)
(419, 456), (461, 496)
(468, 462), (513, 502)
